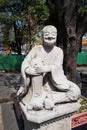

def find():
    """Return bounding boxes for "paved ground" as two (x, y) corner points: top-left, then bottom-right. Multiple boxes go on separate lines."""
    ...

(76, 66), (87, 73)
(0, 72), (21, 88)
(0, 72), (22, 130)
(0, 105), (3, 130)
(0, 72), (21, 103)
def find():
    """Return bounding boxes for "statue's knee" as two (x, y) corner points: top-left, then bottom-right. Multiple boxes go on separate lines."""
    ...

(67, 82), (81, 101)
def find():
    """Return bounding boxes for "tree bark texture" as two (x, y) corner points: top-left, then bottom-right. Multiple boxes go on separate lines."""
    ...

(46, 0), (87, 81)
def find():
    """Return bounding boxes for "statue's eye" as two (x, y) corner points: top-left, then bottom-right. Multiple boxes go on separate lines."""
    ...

(51, 32), (56, 36)
(44, 33), (49, 36)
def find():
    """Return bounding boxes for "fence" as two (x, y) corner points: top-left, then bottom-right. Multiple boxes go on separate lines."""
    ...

(0, 54), (25, 71)
(0, 52), (87, 71)
(77, 52), (87, 65)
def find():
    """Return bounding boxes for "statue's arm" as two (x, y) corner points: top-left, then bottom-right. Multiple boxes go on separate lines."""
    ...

(21, 46), (39, 76)
(34, 48), (64, 74)
(34, 65), (51, 74)
(44, 47), (64, 71)
(52, 48), (63, 68)
(17, 47), (36, 96)
(17, 46), (39, 96)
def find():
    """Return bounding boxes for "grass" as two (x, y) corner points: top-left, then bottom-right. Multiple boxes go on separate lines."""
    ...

(75, 97), (87, 114)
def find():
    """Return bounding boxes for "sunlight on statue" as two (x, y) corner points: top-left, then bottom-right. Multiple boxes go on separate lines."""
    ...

(17, 25), (81, 111)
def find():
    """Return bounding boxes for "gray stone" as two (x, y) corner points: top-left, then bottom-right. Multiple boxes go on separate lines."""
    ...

(1, 103), (19, 130)
(23, 114), (71, 130)
(21, 102), (80, 130)
(0, 86), (16, 103)
(20, 102), (80, 123)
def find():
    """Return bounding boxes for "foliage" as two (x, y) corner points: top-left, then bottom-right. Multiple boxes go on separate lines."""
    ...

(78, 0), (87, 15)
(75, 97), (87, 114)
(0, 0), (48, 53)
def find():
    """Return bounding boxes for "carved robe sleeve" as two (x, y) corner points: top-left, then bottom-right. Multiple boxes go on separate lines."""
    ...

(21, 46), (39, 87)
(50, 47), (70, 91)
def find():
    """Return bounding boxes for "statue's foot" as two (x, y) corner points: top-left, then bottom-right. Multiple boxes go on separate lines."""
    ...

(27, 103), (33, 110)
(27, 91), (46, 110)
(33, 100), (43, 110)
(27, 97), (43, 110)
(44, 98), (54, 110)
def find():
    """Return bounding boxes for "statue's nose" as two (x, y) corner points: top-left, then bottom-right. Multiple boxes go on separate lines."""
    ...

(49, 33), (53, 37)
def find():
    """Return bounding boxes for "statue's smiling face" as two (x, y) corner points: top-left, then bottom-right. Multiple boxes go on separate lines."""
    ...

(42, 25), (57, 46)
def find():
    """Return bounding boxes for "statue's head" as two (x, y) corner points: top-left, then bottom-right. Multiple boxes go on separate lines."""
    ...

(42, 25), (57, 46)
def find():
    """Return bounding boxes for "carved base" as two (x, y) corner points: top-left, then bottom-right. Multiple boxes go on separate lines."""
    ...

(19, 102), (81, 130)
(20, 102), (80, 123)
(23, 114), (71, 130)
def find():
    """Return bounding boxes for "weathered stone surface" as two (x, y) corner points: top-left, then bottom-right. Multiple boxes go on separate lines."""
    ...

(20, 102), (81, 123)
(0, 106), (3, 130)
(0, 86), (15, 103)
(1, 103), (19, 130)
(0, 72), (21, 103)
(23, 114), (71, 130)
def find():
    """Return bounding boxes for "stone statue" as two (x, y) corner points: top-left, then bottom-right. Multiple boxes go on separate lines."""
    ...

(17, 25), (81, 111)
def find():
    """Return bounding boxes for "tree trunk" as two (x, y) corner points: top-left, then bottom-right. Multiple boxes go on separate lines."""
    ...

(46, 0), (87, 82)
(14, 23), (22, 54)
(16, 29), (22, 55)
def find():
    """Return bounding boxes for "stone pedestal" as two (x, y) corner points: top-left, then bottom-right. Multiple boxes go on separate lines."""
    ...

(23, 113), (71, 130)
(20, 102), (81, 130)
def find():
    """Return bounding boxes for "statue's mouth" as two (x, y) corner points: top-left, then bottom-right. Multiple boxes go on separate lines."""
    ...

(45, 37), (55, 40)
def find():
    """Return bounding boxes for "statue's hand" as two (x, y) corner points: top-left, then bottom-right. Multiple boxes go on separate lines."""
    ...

(17, 86), (25, 96)
(25, 67), (37, 75)
(35, 65), (51, 73)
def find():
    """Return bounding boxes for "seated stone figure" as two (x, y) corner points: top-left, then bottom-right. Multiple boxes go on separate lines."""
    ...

(17, 25), (81, 110)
